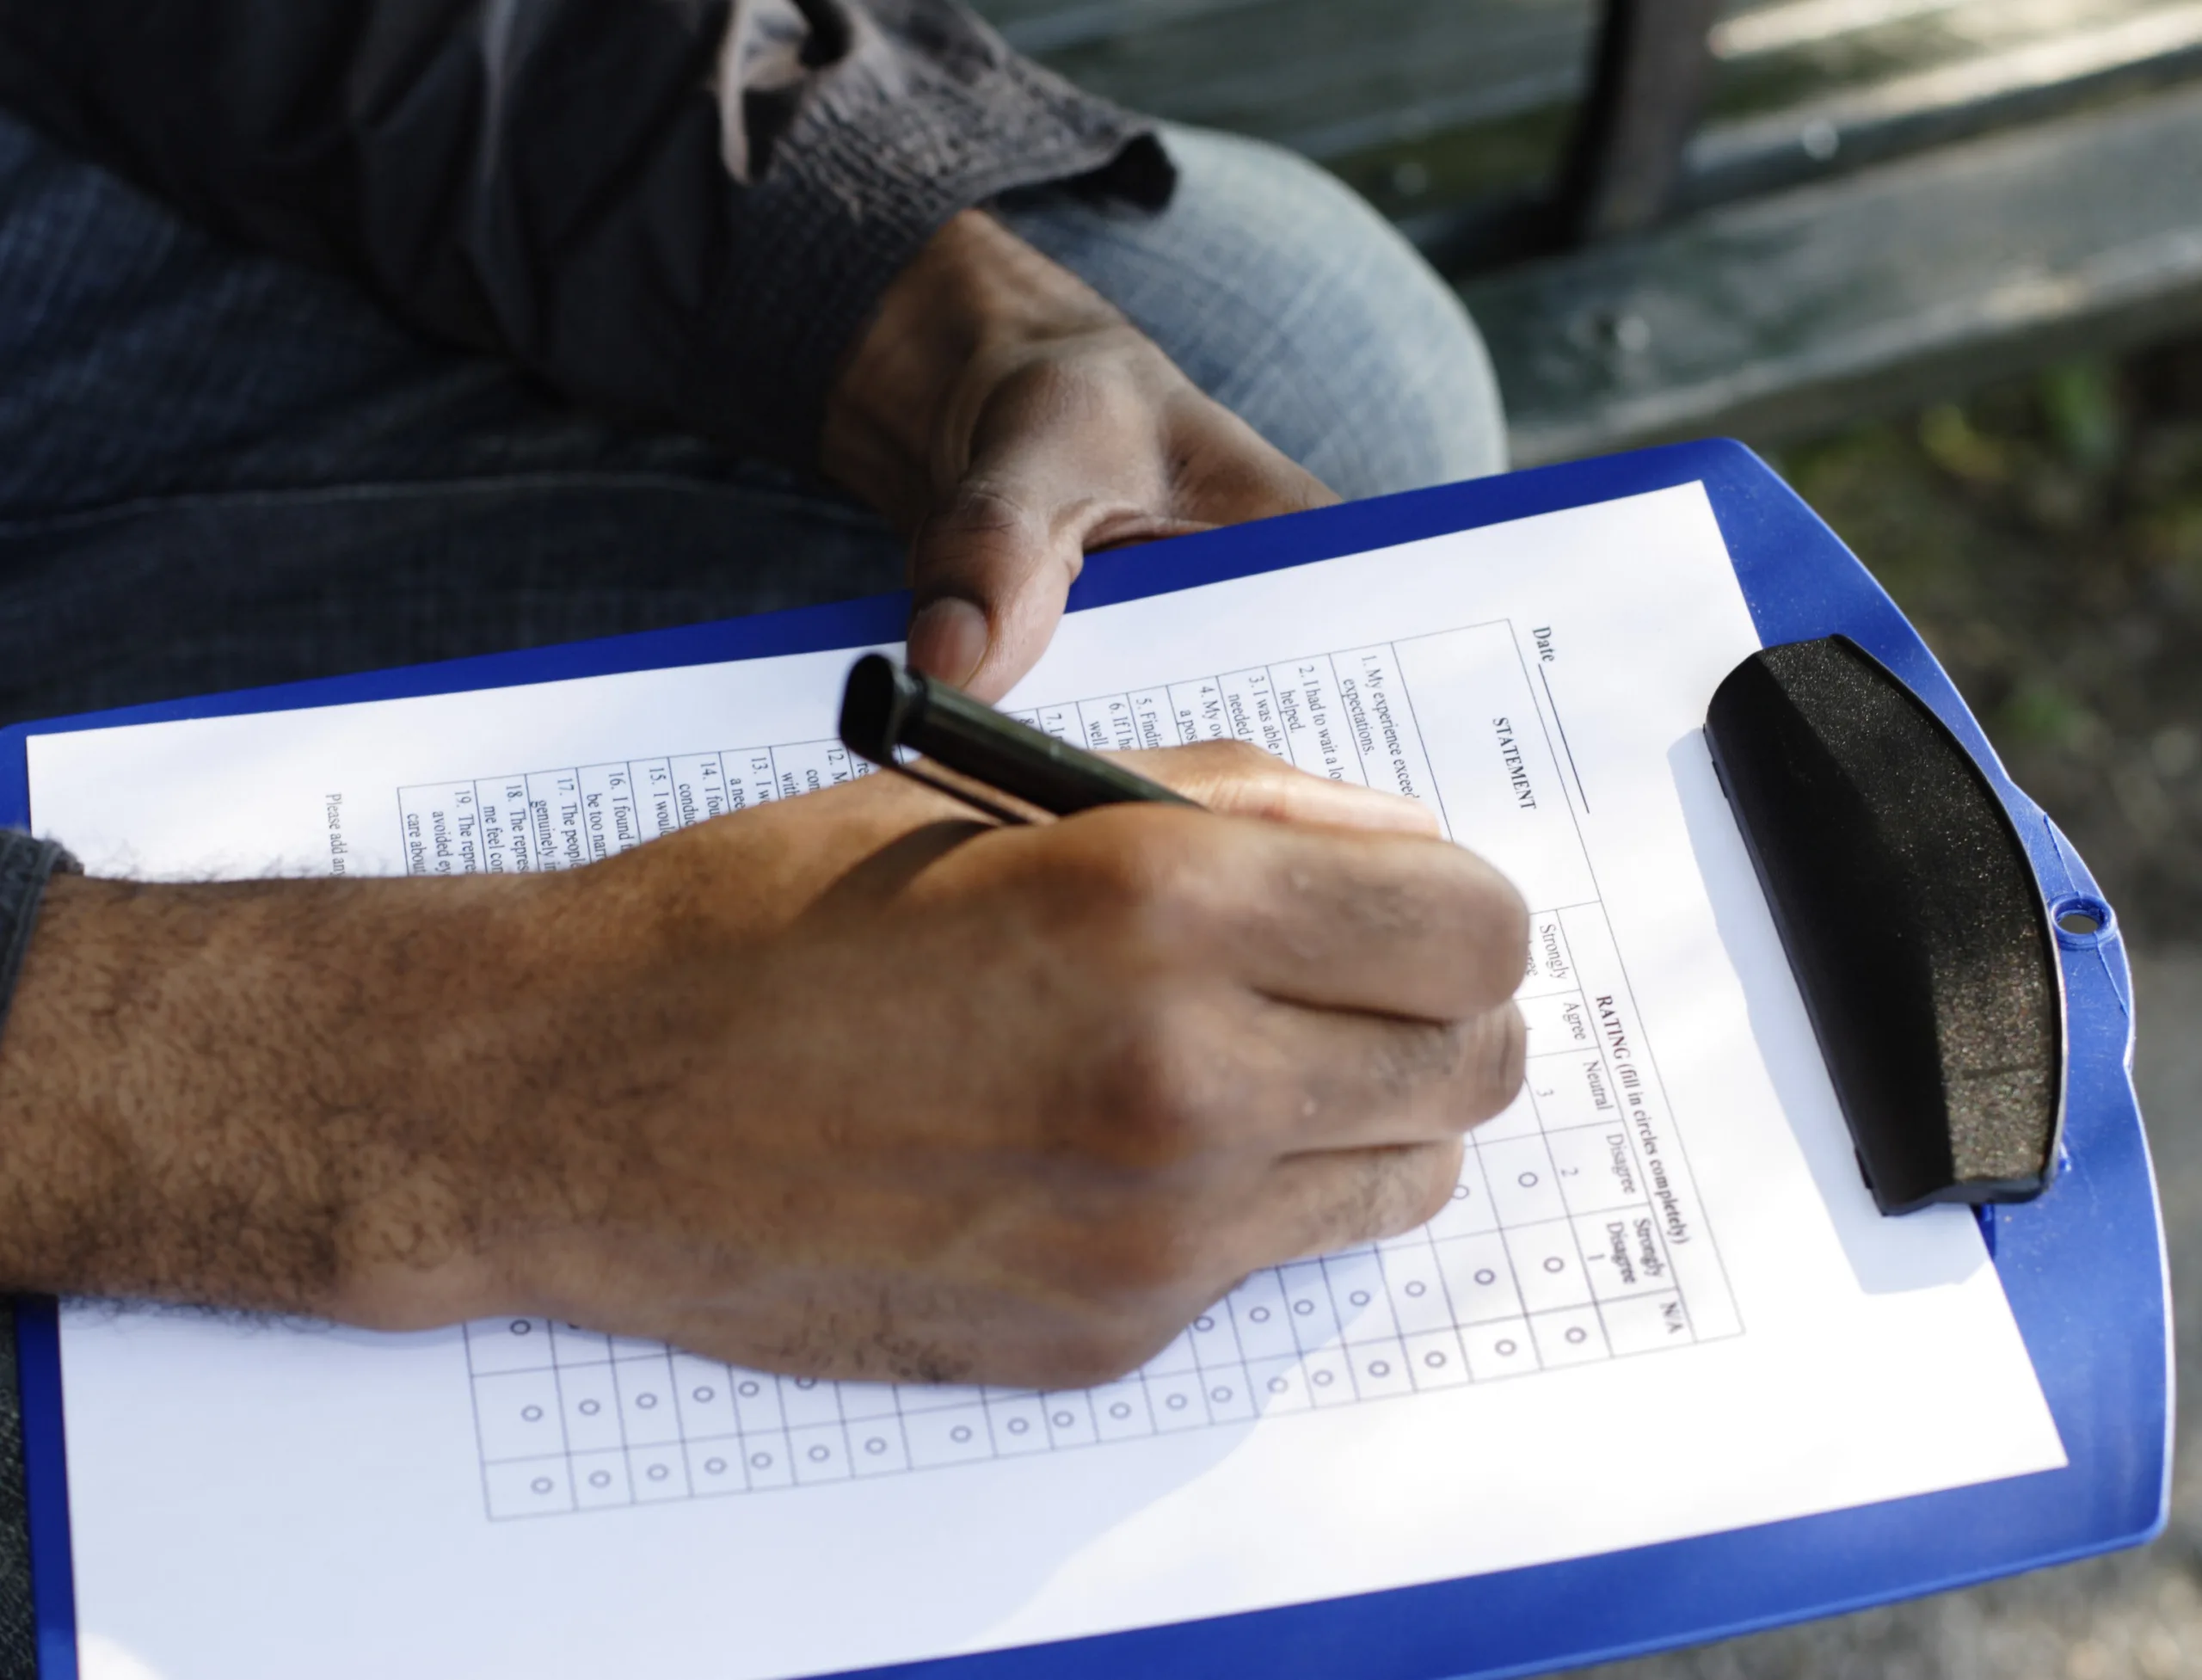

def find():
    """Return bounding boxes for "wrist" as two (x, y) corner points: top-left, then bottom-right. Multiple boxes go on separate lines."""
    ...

(821, 208), (1124, 523)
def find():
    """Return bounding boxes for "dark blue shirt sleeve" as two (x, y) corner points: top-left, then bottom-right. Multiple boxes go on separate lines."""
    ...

(0, 832), (75, 1049)
(0, 0), (1172, 471)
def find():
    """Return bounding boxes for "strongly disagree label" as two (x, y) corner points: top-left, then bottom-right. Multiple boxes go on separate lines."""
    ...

(403, 625), (1743, 1517)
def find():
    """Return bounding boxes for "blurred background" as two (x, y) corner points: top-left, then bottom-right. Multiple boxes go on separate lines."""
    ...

(1578, 354), (2202, 1680)
(969, 3), (2202, 1673)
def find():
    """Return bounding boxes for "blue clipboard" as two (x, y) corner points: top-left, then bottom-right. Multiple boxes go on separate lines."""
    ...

(3, 438), (2169, 1680)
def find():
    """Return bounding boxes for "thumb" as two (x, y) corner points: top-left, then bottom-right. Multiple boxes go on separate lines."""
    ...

(901, 339), (1319, 701)
(904, 479), (1091, 704)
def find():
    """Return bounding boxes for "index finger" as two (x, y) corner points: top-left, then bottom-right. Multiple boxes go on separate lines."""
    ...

(1209, 819), (1529, 1020)
(1070, 803), (1527, 1023)
(1110, 740), (1442, 838)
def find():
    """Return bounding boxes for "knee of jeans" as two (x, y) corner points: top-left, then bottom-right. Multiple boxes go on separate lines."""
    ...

(1001, 125), (1509, 501)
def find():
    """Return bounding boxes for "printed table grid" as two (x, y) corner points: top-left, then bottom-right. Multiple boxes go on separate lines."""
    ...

(409, 632), (1739, 1518)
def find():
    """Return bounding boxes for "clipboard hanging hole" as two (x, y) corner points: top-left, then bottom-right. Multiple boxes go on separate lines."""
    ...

(2051, 893), (2115, 948)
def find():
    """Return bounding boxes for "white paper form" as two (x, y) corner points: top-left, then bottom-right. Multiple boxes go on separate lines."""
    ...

(29, 483), (2065, 1680)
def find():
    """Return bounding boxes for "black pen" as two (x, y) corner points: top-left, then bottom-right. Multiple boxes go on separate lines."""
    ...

(838, 653), (1198, 818)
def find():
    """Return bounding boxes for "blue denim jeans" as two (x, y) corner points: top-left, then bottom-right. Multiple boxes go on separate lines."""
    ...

(0, 115), (1505, 725)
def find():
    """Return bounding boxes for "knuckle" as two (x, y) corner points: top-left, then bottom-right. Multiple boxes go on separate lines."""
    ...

(1347, 1144), (1464, 1246)
(1205, 737), (1275, 775)
(1450, 1004), (1528, 1128)
(1057, 815), (1202, 919)
(1309, 1148), (1443, 1252)
(1492, 1002), (1528, 1104)
(1456, 872), (1533, 1010)
(1401, 1141), (1467, 1234)
(1086, 1011), (1223, 1172)
(919, 483), (1036, 572)
(1403, 857), (1533, 1016)
(985, 349), (1147, 445)
(1362, 1008), (1525, 1135)
(941, 480), (1024, 536)
(1366, 1018), (1464, 1104)
(1012, 351), (1109, 410)
(1181, 738), (1294, 810)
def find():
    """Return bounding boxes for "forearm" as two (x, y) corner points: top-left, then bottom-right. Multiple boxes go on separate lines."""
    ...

(0, 780), (914, 1320)
(0, 873), (526, 1320)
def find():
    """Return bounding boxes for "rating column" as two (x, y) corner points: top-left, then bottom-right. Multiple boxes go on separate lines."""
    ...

(1517, 910), (1701, 1358)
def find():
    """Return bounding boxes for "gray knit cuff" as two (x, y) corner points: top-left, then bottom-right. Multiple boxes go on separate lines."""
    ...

(0, 833), (78, 1043)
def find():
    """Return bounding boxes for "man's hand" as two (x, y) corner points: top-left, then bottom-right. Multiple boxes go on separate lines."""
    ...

(823, 212), (1334, 702)
(0, 748), (1526, 1388)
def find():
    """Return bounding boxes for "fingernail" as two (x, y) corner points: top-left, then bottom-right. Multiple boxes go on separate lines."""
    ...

(907, 597), (989, 689)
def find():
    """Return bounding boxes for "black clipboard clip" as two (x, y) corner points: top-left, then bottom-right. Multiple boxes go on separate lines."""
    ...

(1706, 637), (2064, 1215)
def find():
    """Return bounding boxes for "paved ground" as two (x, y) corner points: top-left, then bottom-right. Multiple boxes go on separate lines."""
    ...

(1585, 348), (2202, 1680)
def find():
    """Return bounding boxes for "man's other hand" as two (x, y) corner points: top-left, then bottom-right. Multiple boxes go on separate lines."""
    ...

(823, 211), (1335, 703)
(0, 746), (1527, 1389)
